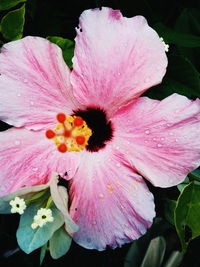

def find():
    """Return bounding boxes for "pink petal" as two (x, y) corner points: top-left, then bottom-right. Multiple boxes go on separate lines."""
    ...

(69, 146), (155, 250)
(0, 128), (80, 196)
(112, 94), (200, 187)
(71, 7), (167, 116)
(0, 37), (80, 130)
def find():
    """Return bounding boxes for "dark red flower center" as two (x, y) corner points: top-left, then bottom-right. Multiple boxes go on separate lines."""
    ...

(73, 107), (113, 152)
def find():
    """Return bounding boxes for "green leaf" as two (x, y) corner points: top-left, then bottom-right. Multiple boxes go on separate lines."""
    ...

(177, 176), (189, 192)
(0, 0), (26, 11)
(47, 36), (74, 68)
(153, 22), (200, 47)
(145, 54), (200, 99)
(164, 199), (176, 225)
(140, 236), (166, 267)
(49, 226), (72, 259)
(175, 182), (200, 251)
(163, 251), (184, 267)
(124, 218), (171, 267)
(40, 243), (48, 265)
(17, 203), (64, 254)
(0, 4), (25, 40)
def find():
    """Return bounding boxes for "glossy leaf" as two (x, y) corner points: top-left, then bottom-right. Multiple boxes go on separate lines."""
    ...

(49, 226), (72, 259)
(47, 36), (74, 68)
(0, 0), (26, 11)
(154, 22), (200, 47)
(0, 4), (25, 40)
(175, 182), (200, 251)
(17, 203), (64, 254)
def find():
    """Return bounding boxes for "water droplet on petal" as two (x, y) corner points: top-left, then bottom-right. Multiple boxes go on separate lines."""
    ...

(118, 72), (121, 76)
(17, 93), (21, 97)
(116, 163), (121, 167)
(32, 167), (38, 172)
(15, 140), (21, 145)
(153, 137), (157, 141)
(99, 193), (104, 198)
(169, 132), (173, 136)
(30, 101), (34, 105)
(92, 221), (97, 225)
(157, 143), (162, 148)
(23, 79), (28, 83)
(161, 137), (165, 141)
(145, 130), (150, 135)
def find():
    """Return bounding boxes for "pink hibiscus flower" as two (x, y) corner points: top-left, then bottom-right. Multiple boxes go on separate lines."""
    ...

(0, 7), (200, 250)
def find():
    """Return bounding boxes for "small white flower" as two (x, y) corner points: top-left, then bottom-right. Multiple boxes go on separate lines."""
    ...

(9, 197), (27, 215)
(160, 37), (169, 52)
(31, 208), (54, 229)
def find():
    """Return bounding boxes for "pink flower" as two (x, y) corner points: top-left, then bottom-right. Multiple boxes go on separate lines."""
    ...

(0, 7), (200, 250)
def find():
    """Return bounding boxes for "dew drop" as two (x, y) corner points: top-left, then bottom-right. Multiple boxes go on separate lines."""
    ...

(17, 93), (21, 97)
(157, 143), (162, 148)
(115, 146), (120, 149)
(153, 137), (157, 141)
(92, 221), (97, 225)
(145, 130), (150, 135)
(23, 79), (28, 83)
(166, 123), (171, 127)
(99, 193), (104, 198)
(161, 137), (165, 141)
(116, 163), (121, 167)
(15, 140), (21, 145)
(144, 140), (148, 143)
(32, 167), (38, 172)
(30, 101), (34, 105)
(118, 72), (121, 76)
(169, 132), (173, 136)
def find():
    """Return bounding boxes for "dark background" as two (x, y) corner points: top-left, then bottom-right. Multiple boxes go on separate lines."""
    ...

(0, 0), (200, 266)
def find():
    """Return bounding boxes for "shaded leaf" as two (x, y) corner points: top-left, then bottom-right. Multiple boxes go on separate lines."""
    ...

(0, 0), (25, 11)
(49, 226), (72, 259)
(154, 22), (200, 47)
(175, 182), (200, 251)
(145, 54), (200, 99)
(0, 4), (25, 40)
(124, 218), (170, 267)
(17, 203), (64, 254)
(47, 36), (74, 68)
(140, 236), (166, 267)
(164, 199), (176, 225)
(163, 251), (184, 267)
(40, 243), (48, 265)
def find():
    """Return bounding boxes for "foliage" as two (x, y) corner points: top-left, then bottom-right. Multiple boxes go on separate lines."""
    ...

(0, 1), (200, 267)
